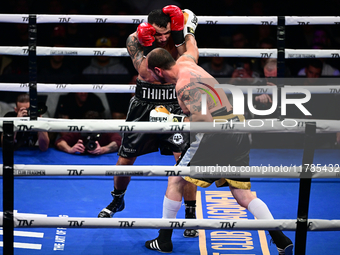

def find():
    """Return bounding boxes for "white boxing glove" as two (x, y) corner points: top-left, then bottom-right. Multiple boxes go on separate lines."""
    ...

(149, 105), (186, 122)
(182, 9), (198, 38)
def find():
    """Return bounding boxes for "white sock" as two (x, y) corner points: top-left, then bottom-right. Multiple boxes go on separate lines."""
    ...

(247, 198), (274, 220)
(162, 196), (182, 219)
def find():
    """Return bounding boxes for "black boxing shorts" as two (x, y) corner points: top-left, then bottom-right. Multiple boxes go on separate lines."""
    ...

(177, 107), (251, 189)
(118, 78), (188, 158)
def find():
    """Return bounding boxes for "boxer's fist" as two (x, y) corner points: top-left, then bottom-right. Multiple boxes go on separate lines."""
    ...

(137, 22), (156, 47)
(150, 105), (186, 122)
(162, 5), (184, 31)
(162, 5), (185, 47)
(183, 9), (198, 38)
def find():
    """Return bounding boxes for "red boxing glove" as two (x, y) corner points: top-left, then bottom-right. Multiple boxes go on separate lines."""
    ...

(162, 5), (185, 47)
(137, 22), (156, 47)
(162, 5), (184, 31)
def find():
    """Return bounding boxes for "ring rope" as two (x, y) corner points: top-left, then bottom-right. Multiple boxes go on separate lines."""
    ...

(1, 213), (339, 231)
(2, 46), (340, 58)
(1, 83), (339, 94)
(1, 14), (340, 25)
(0, 118), (339, 133)
(1, 164), (339, 178)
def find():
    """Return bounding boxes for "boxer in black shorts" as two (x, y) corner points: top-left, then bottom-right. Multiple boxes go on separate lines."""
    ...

(145, 33), (293, 254)
(98, 6), (199, 238)
(118, 79), (186, 158)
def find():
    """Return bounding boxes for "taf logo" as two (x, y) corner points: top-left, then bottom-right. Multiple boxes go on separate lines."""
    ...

(132, 19), (144, 24)
(298, 22), (310, 25)
(17, 219), (34, 226)
(22, 17), (29, 22)
(68, 126), (84, 131)
(261, 21), (273, 25)
(170, 125), (185, 131)
(18, 125), (33, 131)
(59, 17), (71, 23)
(119, 125), (135, 132)
(206, 20), (218, 25)
(261, 53), (272, 58)
(56, 84), (67, 89)
(94, 51), (105, 56)
(331, 53), (340, 58)
(93, 85), (103, 89)
(119, 221), (135, 227)
(95, 18), (107, 23)
(165, 170), (181, 176)
(67, 169), (84, 175)
(220, 222), (236, 228)
(330, 88), (340, 93)
(169, 221), (186, 228)
(68, 220), (84, 227)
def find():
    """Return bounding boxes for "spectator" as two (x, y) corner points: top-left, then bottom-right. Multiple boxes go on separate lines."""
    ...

(200, 57), (234, 77)
(229, 58), (261, 85)
(1, 93), (49, 151)
(55, 92), (105, 119)
(38, 36), (78, 83)
(297, 58), (323, 85)
(82, 37), (129, 75)
(55, 111), (121, 155)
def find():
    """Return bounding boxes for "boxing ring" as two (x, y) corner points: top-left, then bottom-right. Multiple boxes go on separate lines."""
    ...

(1, 14), (340, 255)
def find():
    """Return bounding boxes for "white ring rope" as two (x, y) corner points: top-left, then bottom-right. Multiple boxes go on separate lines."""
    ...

(1, 14), (340, 25)
(1, 83), (339, 94)
(2, 46), (340, 58)
(1, 164), (339, 178)
(0, 14), (278, 25)
(0, 118), (339, 133)
(0, 213), (339, 231)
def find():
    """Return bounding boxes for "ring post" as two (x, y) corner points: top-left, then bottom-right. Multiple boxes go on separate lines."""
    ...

(276, 16), (285, 121)
(2, 121), (14, 255)
(28, 14), (38, 120)
(295, 122), (316, 255)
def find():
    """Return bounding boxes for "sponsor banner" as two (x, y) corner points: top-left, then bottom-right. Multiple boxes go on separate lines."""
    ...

(9, 215), (340, 230)
(199, 48), (276, 58)
(0, 46), (29, 56)
(202, 16), (277, 25)
(286, 49), (340, 58)
(286, 16), (340, 25)
(37, 15), (147, 24)
(37, 84), (135, 93)
(0, 119), (339, 133)
(0, 164), (190, 176)
(0, 14), (29, 23)
(37, 47), (129, 56)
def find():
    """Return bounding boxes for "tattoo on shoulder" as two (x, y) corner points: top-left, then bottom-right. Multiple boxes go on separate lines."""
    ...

(126, 35), (144, 70)
(177, 82), (201, 108)
(177, 82), (195, 96)
(181, 54), (197, 63)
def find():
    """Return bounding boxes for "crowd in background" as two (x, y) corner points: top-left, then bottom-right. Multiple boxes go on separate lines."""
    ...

(0, 0), (340, 150)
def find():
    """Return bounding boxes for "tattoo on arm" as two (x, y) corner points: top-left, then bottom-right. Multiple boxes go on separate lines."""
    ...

(178, 82), (203, 114)
(126, 35), (144, 71)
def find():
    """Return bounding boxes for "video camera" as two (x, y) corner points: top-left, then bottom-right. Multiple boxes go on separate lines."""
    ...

(26, 102), (48, 116)
(81, 133), (101, 151)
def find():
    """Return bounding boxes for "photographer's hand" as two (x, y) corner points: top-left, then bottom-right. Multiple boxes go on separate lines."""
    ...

(17, 107), (28, 117)
(87, 141), (102, 155)
(70, 139), (85, 154)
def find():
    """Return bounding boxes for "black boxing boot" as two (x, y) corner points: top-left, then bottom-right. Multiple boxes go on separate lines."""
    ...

(269, 231), (293, 255)
(145, 229), (173, 253)
(98, 190), (125, 218)
(183, 202), (198, 238)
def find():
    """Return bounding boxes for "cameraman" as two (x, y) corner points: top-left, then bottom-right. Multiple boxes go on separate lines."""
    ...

(1, 93), (50, 151)
(55, 111), (121, 155)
